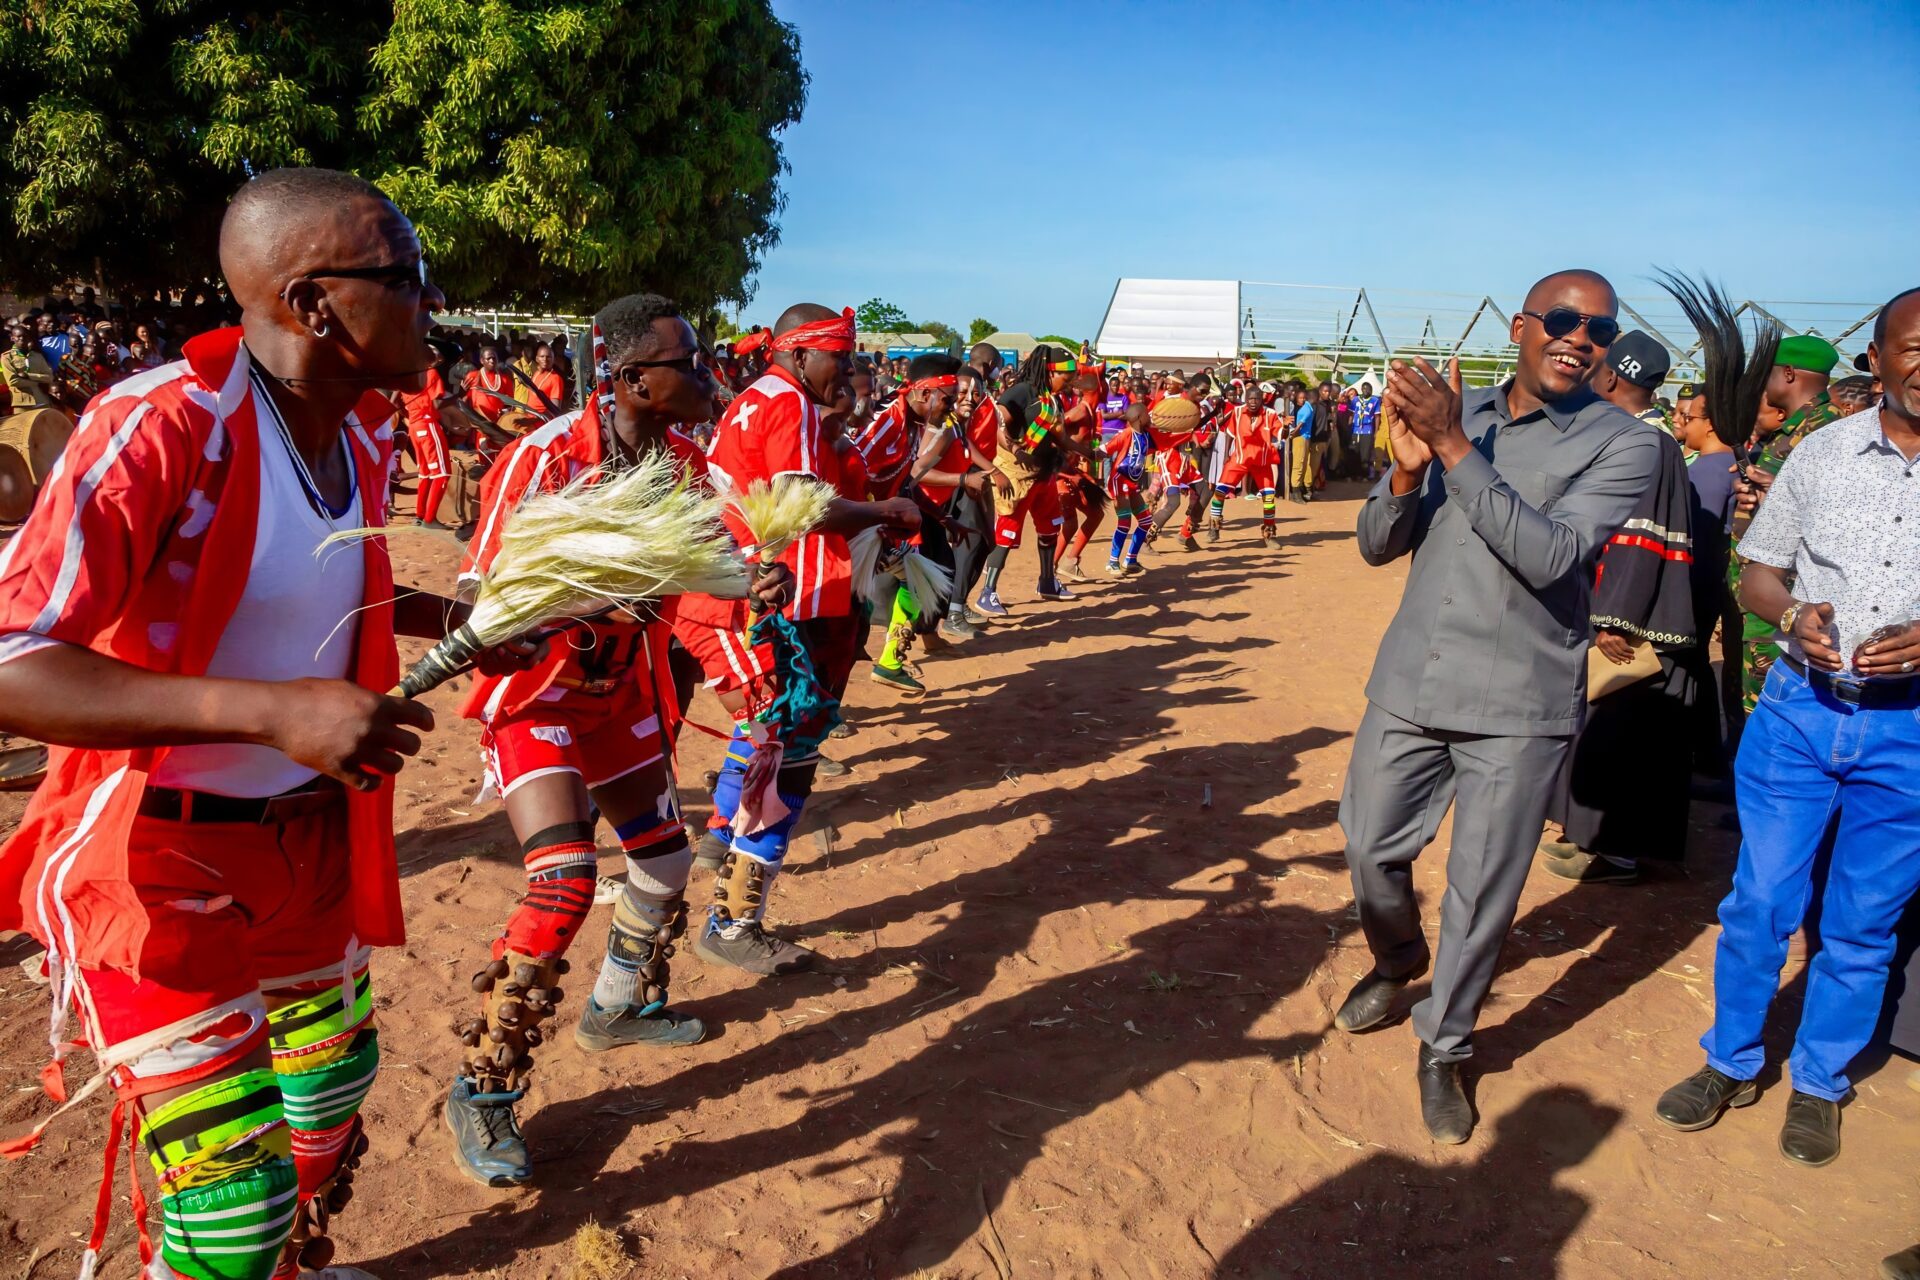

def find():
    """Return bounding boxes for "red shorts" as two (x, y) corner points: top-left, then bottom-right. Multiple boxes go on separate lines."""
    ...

(75, 804), (357, 1051)
(1216, 460), (1273, 491)
(993, 479), (1063, 547)
(482, 683), (665, 798)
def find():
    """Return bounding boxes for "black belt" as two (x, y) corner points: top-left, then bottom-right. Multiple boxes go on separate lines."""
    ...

(138, 778), (344, 825)
(1780, 654), (1920, 708)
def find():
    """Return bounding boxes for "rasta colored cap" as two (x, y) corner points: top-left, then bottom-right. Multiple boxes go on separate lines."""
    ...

(1774, 335), (1839, 374)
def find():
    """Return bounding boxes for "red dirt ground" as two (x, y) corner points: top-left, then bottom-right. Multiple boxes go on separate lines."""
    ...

(2, 483), (1915, 1278)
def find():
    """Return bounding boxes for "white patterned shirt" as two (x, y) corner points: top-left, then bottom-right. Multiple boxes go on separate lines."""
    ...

(1737, 406), (1920, 670)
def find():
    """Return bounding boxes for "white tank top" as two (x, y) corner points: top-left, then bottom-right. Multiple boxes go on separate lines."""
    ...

(153, 391), (366, 797)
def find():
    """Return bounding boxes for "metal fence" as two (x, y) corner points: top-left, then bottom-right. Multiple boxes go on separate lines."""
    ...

(1237, 282), (1882, 384)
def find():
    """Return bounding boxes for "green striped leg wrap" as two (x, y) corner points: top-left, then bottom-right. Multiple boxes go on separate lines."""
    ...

(140, 1069), (298, 1280)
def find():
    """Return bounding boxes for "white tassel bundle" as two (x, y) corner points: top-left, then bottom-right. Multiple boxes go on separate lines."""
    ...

(727, 474), (837, 564)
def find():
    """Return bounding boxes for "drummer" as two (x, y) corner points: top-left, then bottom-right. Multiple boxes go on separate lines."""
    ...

(463, 342), (519, 425)
(3, 324), (57, 412)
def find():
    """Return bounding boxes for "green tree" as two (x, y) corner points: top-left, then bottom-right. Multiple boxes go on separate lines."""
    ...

(918, 319), (958, 346)
(856, 297), (910, 332)
(968, 317), (997, 344)
(0, 1), (806, 312)
(1037, 334), (1080, 348)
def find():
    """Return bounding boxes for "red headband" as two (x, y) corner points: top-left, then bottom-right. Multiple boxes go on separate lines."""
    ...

(734, 329), (769, 354)
(769, 307), (856, 353)
(905, 374), (958, 397)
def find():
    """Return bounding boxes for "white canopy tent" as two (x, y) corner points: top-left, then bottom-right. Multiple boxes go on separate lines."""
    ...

(1094, 278), (1240, 370)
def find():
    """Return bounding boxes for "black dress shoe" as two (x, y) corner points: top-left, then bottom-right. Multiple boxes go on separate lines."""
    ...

(1334, 959), (1427, 1032)
(1417, 1043), (1473, 1145)
(1779, 1090), (1841, 1167)
(1654, 1063), (1758, 1131)
(1881, 1245), (1920, 1280)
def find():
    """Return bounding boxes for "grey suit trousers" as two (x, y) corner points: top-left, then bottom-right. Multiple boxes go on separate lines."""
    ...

(1339, 702), (1571, 1061)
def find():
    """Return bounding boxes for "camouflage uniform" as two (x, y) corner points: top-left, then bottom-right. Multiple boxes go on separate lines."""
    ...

(1730, 389), (1847, 710)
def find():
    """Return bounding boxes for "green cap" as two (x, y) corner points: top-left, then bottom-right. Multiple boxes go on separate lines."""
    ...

(1775, 335), (1839, 374)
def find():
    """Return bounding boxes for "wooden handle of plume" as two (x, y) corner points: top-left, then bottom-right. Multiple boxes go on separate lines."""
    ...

(390, 622), (484, 699)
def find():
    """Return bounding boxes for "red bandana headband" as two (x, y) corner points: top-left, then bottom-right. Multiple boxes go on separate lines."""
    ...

(769, 307), (856, 353)
(904, 374), (958, 397)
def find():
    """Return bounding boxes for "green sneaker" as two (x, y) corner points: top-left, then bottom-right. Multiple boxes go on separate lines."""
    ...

(870, 663), (925, 697)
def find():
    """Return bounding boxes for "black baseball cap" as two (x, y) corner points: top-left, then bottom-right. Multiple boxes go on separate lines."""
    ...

(1855, 350), (1873, 373)
(1605, 330), (1671, 390)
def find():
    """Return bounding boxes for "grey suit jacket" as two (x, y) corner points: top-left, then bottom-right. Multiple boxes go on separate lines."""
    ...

(1357, 383), (1662, 736)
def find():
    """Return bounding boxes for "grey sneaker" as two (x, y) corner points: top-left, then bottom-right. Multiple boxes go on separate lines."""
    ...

(695, 921), (817, 976)
(444, 1077), (530, 1187)
(574, 998), (706, 1051)
(693, 829), (730, 872)
(816, 755), (850, 778)
(940, 614), (979, 642)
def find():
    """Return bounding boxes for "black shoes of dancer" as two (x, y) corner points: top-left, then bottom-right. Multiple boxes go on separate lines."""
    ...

(1417, 1043), (1473, 1145)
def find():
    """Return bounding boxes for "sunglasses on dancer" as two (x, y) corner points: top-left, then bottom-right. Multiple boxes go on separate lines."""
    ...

(1521, 307), (1620, 347)
(617, 348), (715, 385)
(282, 256), (432, 297)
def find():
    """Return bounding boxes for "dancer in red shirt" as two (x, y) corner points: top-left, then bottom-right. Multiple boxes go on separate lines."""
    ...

(1207, 382), (1283, 546)
(399, 350), (454, 526)
(444, 293), (793, 1188)
(0, 168), (536, 1280)
(699, 304), (919, 975)
(1055, 365), (1109, 582)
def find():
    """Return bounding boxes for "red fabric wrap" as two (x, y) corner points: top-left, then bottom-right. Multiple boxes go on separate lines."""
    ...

(768, 308), (856, 353)
(904, 374), (958, 397)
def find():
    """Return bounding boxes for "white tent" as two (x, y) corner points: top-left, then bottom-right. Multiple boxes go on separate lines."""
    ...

(1094, 279), (1240, 368)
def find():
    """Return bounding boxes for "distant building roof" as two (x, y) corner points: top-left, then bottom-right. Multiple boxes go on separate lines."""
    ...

(856, 331), (937, 351)
(978, 331), (1038, 354)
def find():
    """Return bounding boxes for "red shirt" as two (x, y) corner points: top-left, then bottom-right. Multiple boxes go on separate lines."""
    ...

(706, 364), (851, 621)
(464, 368), (514, 421)
(1226, 405), (1280, 469)
(964, 396), (998, 464)
(401, 367), (448, 436)
(532, 370), (566, 418)
(850, 399), (914, 500)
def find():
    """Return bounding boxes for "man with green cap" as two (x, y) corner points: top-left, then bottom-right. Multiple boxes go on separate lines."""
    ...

(1729, 333), (1845, 712)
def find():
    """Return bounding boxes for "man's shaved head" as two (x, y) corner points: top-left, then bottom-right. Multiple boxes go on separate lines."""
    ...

(775, 302), (837, 335)
(218, 166), (442, 396)
(219, 168), (394, 309)
(1521, 269), (1617, 315)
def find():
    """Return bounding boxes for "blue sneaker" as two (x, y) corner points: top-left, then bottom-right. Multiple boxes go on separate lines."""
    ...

(974, 590), (1009, 617)
(1039, 583), (1076, 601)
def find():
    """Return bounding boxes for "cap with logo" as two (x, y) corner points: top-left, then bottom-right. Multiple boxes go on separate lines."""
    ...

(1605, 330), (1672, 390)
(1774, 334), (1839, 374)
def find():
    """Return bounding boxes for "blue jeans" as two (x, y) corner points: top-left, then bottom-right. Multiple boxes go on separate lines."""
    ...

(1702, 661), (1920, 1100)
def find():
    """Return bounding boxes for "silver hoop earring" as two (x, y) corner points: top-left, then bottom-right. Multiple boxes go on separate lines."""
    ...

(313, 323), (330, 339)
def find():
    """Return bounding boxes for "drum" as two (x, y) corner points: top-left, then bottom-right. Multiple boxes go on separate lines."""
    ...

(0, 743), (48, 792)
(0, 408), (74, 523)
(0, 446), (31, 523)
(0, 407), (75, 480)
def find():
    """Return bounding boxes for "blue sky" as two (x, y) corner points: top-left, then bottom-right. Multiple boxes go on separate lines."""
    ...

(743, 0), (1919, 341)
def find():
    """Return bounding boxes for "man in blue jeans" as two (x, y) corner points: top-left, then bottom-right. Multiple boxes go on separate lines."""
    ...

(1656, 286), (1920, 1169)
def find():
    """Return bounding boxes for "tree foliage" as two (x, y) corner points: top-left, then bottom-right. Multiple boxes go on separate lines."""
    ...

(0, 0), (807, 312)
(968, 317), (997, 344)
(918, 319), (958, 346)
(855, 297), (910, 332)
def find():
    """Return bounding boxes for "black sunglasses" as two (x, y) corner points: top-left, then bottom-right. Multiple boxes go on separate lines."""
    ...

(617, 350), (713, 384)
(1522, 308), (1619, 347)
(282, 258), (430, 297)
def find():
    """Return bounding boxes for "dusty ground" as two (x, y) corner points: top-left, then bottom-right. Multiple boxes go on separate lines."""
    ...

(2, 482), (1916, 1279)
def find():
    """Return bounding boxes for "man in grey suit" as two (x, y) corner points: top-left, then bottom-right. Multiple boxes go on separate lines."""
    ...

(1335, 269), (1663, 1143)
